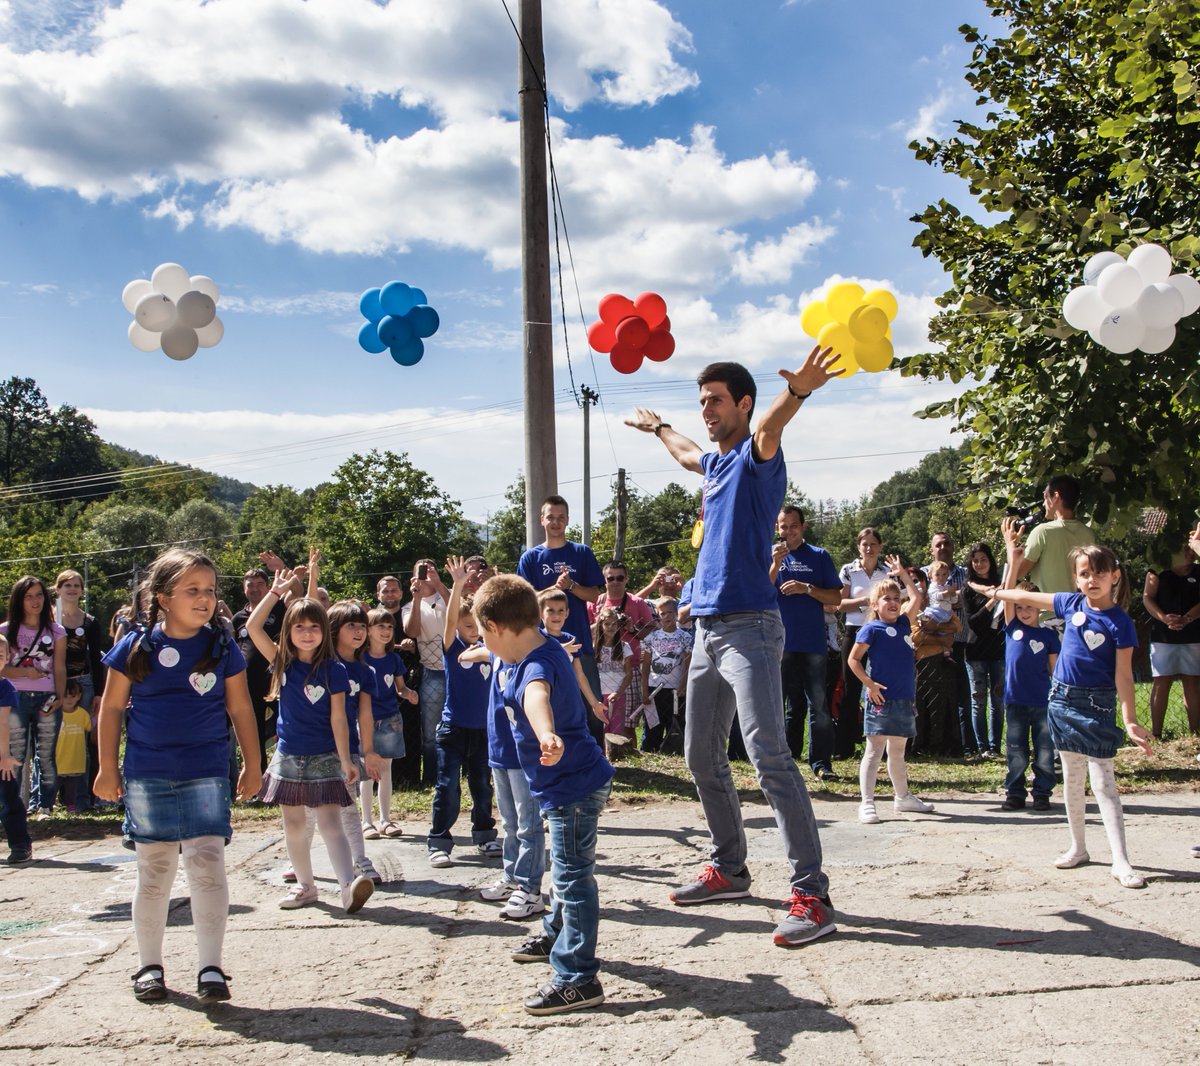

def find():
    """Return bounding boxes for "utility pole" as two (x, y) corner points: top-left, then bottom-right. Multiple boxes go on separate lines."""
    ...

(580, 385), (599, 545)
(518, 0), (557, 547)
(614, 468), (628, 562)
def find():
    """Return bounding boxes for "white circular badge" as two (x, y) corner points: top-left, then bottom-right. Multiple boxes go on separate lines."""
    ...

(157, 647), (180, 668)
(1071, 611), (1086, 626)
(885, 626), (897, 637)
(1012, 629), (1023, 641)
(238, 627), (248, 639)
(74, 627), (85, 637)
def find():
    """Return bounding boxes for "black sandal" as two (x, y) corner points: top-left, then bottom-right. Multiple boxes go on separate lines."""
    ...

(197, 966), (231, 1002)
(132, 964), (167, 1003)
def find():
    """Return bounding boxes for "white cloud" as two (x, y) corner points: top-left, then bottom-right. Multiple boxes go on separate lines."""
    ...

(218, 290), (358, 317)
(731, 221), (834, 285)
(145, 197), (194, 229)
(903, 88), (955, 143)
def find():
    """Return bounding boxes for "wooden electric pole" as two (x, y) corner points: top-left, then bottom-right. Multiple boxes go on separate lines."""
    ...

(614, 468), (628, 562)
(518, 0), (557, 547)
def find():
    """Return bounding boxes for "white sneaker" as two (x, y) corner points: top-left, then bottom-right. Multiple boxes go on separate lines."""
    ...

(279, 883), (318, 909)
(477, 840), (503, 858)
(859, 802), (880, 824)
(355, 856), (383, 885)
(1191, 843), (1200, 858)
(894, 794), (934, 814)
(428, 850), (453, 868)
(342, 875), (374, 914)
(500, 889), (546, 920)
(480, 877), (518, 901)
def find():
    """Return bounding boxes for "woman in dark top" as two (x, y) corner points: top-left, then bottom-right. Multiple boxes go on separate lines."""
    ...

(963, 543), (1005, 759)
(54, 570), (106, 808)
(1142, 542), (1200, 738)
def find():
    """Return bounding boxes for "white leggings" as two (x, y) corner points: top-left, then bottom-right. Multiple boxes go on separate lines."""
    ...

(859, 735), (911, 802)
(1059, 751), (1135, 873)
(360, 760), (393, 824)
(132, 837), (228, 972)
(299, 784), (366, 864)
(281, 804), (354, 888)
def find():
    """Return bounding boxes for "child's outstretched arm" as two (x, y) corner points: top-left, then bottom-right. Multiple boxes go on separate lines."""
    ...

(306, 547), (321, 600)
(459, 644), (490, 664)
(888, 555), (922, 626)
(94, 669), (132, 801)
(999, 527), (1025, 625)
(224, 672), (263, 800)
(1115, 647), (1152, 754)
(247, 568), (292, 660)
(972, 585), (1055, 611)
(521, 679), (564, 765)
(442, 555), (467, 651)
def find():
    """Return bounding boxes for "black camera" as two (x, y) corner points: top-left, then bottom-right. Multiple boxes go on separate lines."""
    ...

(1004, 503), (1045, 532)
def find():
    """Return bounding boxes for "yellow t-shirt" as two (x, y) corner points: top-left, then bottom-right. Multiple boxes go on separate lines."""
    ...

(55, 707), (92, 776)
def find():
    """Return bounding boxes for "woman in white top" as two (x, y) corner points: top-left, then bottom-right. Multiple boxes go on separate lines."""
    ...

(836, 527), (890, 758)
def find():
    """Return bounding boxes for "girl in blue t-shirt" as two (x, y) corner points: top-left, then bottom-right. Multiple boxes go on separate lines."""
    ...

(247, 568), (373, 914)
(361, 608), (418, 838)
(982, 544), (1151, 889)
(95, 548), (261, 1005)
(848, 559), (936, 825)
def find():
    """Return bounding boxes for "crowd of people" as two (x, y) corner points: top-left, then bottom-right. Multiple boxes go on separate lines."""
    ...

(2, 354), (1199, 1018)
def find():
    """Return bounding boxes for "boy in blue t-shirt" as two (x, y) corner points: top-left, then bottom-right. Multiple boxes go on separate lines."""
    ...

(1, 665), (33, 863)
(473, 574), (613, 1017)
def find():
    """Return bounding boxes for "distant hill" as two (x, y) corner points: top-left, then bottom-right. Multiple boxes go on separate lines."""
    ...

(103, 442), (259, 511)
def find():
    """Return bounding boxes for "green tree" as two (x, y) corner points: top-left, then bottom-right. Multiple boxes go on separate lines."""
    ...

(590, 482), (700, 588)
(485, 474), (527, 571)
(88, 504), (169, 552)
(235, 484), (315, 568)
(167, 498), (235, 547)
(907, 0), (1200, 546)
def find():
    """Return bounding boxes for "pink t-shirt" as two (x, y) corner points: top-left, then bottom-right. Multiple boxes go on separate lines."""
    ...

(6, 622), (65, 692)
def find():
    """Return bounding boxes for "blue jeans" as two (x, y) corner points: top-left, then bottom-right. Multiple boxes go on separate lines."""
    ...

(493, 766), (545, 894)
(686, 610), (828, 897)
(543, 784), (609, 986)
(1004, 703), (1056, 800)
(780, 650), (833, 771)
(14, 693), (60, 812)
(427, 723), (496, 853)
(418, 669), (446, 786)
(967, 657), (1005, 753)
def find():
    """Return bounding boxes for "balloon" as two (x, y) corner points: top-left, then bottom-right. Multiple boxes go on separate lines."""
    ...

(826, 282), (866, 325)
(587, 319), (617, 353)
(135, 292), (176, 332)
(614, 315), (650, 349)
(176, 290), (216, 329)
(1167, 273), (1200, 316)
(358, 321), (387, 354)
(1082, 251), (1124, 286)
(1062, 285), (1108, 332)
(828, 347), (859, 377)
(128, 321), (160, 352)
(407, 305), (440, 339)
(599, 293), (637, 326)
(390, 338), (424, 366)
(196, 316), (224, 348)
(122, 279), (152, 314)
(377, 314), (414, 347)
(854, 337), (894, 373)
(1139, 324), (1176, 354)
(1096, 306), (1144, 355)
(848, 304), (889, 343)
(1135, 281), (1184, 329)
(160, 324), (199, 361)
(188, 275), (220, 302)
(380, 281), (416, 317)
(659, 315), (670, 331)
(1097, 263), (1143, 307)
(359, 288), (384, 323)
(863, 288), (899, 321)
(409, 287), (428, 306)
(151, 262), (191, 301)
(817, 321), (857, 376)
(610, 343), (642, 374)
(634, 292), (668, 329)
(1127, 243), (1172, 285)
(800, 300), (830, 338)
(643, 327), (675, 362)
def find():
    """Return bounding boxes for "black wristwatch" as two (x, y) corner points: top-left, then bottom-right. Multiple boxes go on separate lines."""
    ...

(654, 422), (671, 436)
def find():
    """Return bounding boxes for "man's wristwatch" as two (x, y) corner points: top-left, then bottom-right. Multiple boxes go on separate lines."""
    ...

(788, 384), (812, 401)
(653, 422), (670, 436)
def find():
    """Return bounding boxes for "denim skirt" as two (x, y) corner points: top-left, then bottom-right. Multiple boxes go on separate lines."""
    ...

(1047, 680), (1125, 759)
(1149, 642), (1200, 678)
(864, 697), (917, 738)
(124, 776), (232, 844)
(259, 750), (352, 807)
(373, 712), (407, 760)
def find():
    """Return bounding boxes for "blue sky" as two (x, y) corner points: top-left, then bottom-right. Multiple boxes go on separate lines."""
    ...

(0, 0), (989, 523)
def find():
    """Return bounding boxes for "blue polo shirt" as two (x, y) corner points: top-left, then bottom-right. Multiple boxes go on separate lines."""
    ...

(1004, 619), (1060, 706)
(518, 542), (605, 654)
(775, 542), (841, 653)
(1053, 593), (1137, 689)
(854, 616), (916, 701)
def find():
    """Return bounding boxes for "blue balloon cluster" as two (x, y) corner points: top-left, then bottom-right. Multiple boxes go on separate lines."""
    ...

(358, 281), (440, 366)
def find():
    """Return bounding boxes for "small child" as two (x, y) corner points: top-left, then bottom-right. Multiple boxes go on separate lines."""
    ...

(54, 679), (91, 812)
(638, 597), (693, 752)
(474, 575), (613, 1016)
(592, 606), (636, 758)
(538, 588), (608, 726)
(1, 636), (33, 864)
(849, 557), (936, 824)
(922, 560), (955, 624)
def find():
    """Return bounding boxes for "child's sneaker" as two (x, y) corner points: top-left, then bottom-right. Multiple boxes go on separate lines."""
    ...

(524, 977), (604, 1015)
(511, 932), (555, 962)
(500, 890), (546, 920)
(858, 802), (880, 824)
(355, 856), (383, 885)
(772, 891), (836, 947)
(477, 840), (503, 858)
(282, 868), (297, 884)
(480, 877), (518, 901)
(1190, 843), (1200, 858)
(279, 883), (318, 910)
(669, 864), (751, 905)
(342, 875), (374, 914)
(428, 850), (453, 869)
(894, 794), (934, 814)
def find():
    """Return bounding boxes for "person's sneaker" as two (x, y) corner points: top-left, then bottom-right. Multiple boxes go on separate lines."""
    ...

(814, 767), (840, 781)
(894, 794), (935, 814)
(282, 868), (297, 884)
(1031, 796), (1051, 811)
(500, 890), (547, 921)
(1000, 795), (1026, 811)
(279, 883), (319, 909)
(428, 850), (453, 869)
(342, 875), (374, 914)
(480, 877), (519, 901)
(669, 864), (752, 905)
(477, 840), (503, 858)
(524, 977), (605, 1015)
(511, 932), (555, 962)
(858, 802), (880, 824)
(772, 891), (837, 947)
(355, 856), (383, 885)
(34, 808), (51, 821)
(6, 848), (33, 865)
(1190, 843), (1200, 858)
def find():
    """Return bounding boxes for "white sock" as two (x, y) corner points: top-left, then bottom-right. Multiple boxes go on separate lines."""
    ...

(133, 841), (179, 968)
(281, 805), (315, 887)
(359, 778), (376, 825)
(1060, 751), (1089, 860)
(885, 736), (910, 798)
(180, 836), (229, 972)
(1088, 757), (1136, 876)
(859, 737), (886, 804)
(315, 804), (355, 886)
(377, 760), (393, 823)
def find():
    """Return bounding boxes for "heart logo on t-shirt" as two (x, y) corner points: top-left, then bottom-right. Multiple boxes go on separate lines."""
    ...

(189, 672), (216, 695)
(305, 684), (326, 703)
(1012, 629), (1024, 641)
(1029, 640), (1045, 654)
(498, 669), (510, 689)
(383, 674), (394, 688)
(1083, 631), (1106, 651)
(157, 647), (181, 668)
(349, 680), (361, 696)
(885, 626), (897, 637)
(480, 664), (492, 680)
(904, 635), (915, 648)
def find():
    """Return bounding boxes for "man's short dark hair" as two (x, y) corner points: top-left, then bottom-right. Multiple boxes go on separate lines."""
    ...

(697, 362), (756, 418)
(464, 555), (487, 570)
(603, 560), (627, 573)
(244, 568), (270, 584)
(541, 495), (569, 513)
(1047, 475), (1082, 513)
(779, 505), (806, 524)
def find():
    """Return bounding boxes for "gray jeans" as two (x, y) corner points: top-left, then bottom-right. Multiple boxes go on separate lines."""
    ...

(685, 610), (829, 897)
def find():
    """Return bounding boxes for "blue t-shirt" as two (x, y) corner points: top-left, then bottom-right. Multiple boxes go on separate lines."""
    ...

(691, 436), (786, 616)
(517, 542), (604, 654)
(775, 542), (841, 653)
(363, 651), (407, 720)
(442, 635), (491, 730)
(1052, 593), (1138, 689)
(0, 677), (16, 710)
(275, 659), (351, 756)
(501, 636), (613, 810)
(854, 616), (916, 701)
(339, 657), (378, 756)
(102, 625), (247, 780)
(1004, 619), (1060, 706)
(486, 654), (521, 770)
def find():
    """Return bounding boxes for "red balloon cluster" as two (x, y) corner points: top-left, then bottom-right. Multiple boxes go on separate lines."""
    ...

(587, 292), (675, 374)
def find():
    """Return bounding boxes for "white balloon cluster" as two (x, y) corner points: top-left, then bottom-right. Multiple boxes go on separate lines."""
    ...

(122, 263), (224, 360)
(1062, 244), (1200, 355)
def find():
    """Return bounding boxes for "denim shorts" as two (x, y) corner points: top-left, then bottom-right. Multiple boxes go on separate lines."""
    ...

(123, 776), (231, 844)
(1149, 642), (1200, 678)
(373, 712), (407, 760)
(1047, 680), (1125, 759)
(864, 697), (917, 738)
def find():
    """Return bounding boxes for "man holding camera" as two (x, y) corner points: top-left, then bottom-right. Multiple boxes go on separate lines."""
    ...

(589, 560), (658, 663)
(1008, 475), (1096, 600)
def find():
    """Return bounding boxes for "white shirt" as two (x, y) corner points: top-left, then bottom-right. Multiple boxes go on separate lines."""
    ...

(401, 594), (447, 671)
(839, 559), (890, 627)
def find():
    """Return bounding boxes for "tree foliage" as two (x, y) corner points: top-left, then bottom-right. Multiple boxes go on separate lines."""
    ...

(908, 0), (1200, 543)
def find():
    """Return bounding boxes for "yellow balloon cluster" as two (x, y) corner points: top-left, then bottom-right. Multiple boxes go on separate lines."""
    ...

(800, 283), (898, 375)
